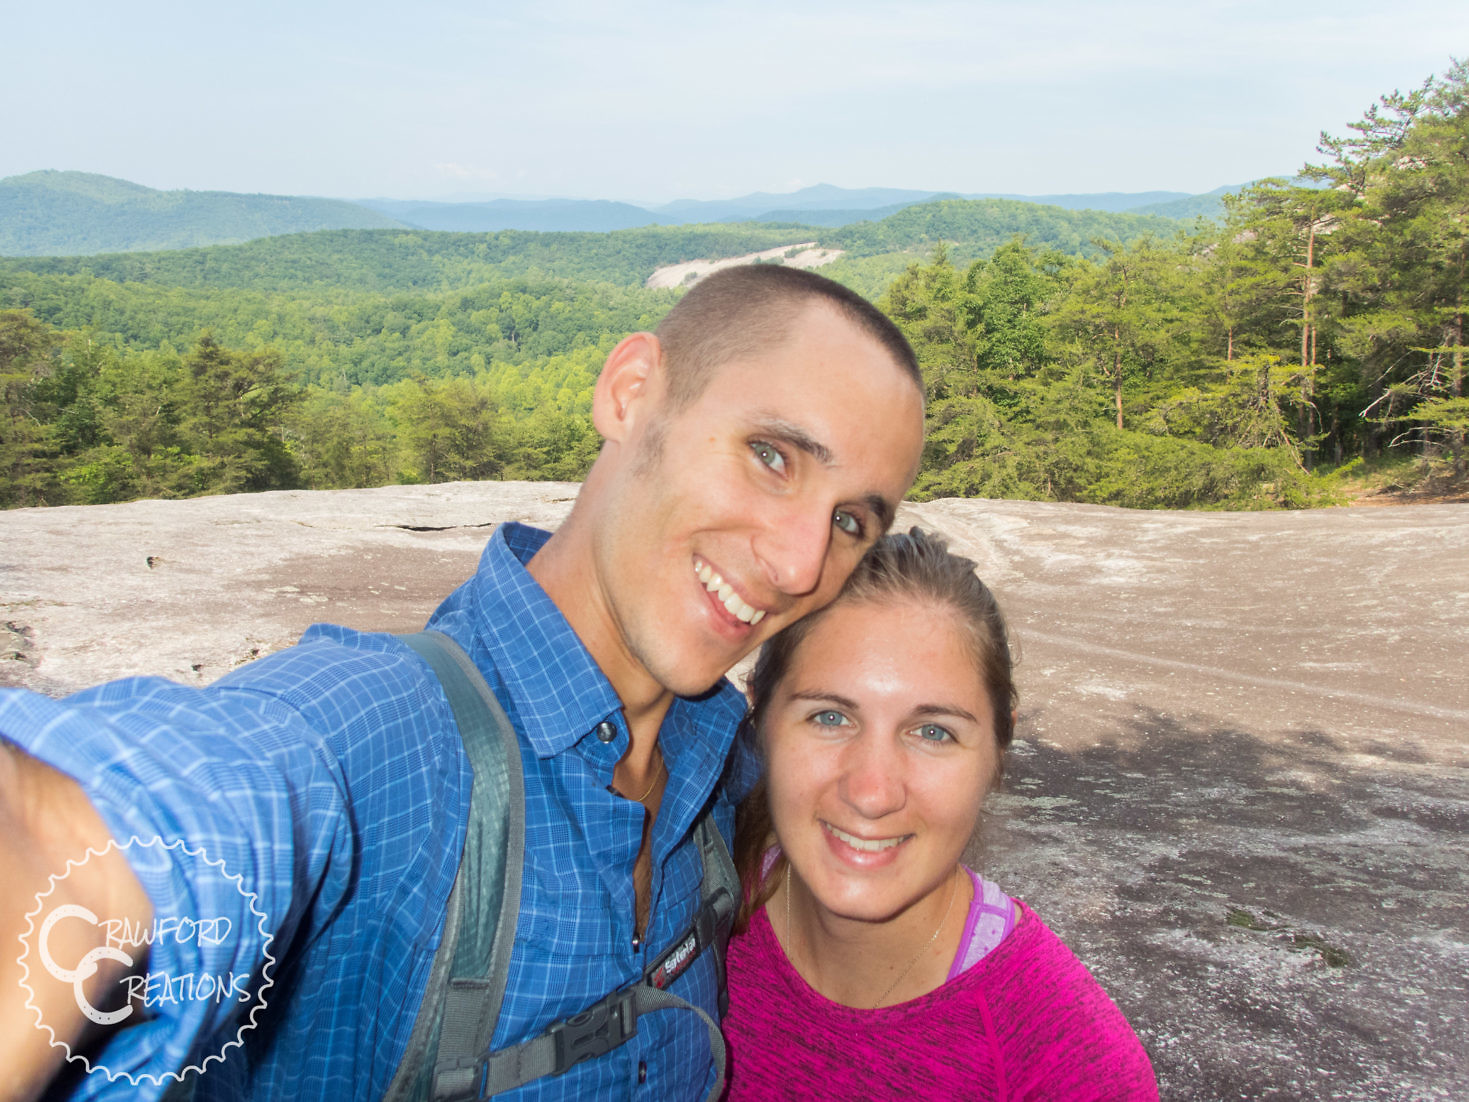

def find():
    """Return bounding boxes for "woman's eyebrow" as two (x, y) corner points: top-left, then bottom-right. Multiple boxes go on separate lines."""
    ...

(911, 703), (980, 723)
(786, 689), (861, 710)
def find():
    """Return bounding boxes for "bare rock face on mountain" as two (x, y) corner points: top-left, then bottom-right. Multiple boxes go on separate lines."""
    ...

(3, 483), (1466, 1101)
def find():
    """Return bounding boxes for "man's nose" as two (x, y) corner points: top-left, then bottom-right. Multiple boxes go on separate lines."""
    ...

(837, 735), (905, 821)
(752, 506), (831, 597)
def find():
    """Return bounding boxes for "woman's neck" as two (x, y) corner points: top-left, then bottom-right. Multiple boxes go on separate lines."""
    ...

(772, 864), (972, 1009)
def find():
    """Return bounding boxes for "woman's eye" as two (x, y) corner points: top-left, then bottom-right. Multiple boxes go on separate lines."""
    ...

(833, 509), (863, 537)
(915, 723), (953, 743)
(812, 710), (848, 727)
(751, 441), (786, 474)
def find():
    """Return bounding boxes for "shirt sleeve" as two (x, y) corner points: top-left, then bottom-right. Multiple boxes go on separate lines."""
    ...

(1, 632), (440, 1096)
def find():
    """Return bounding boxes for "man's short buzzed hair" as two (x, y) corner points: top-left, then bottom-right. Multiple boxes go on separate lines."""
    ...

(654, 264), (922, 407)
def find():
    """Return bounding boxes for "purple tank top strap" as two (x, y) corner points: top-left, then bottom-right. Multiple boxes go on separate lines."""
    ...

(948, 865), (1016, 980)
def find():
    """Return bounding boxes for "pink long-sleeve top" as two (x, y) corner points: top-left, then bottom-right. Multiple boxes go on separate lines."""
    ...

(723, 881), (1158, 1101)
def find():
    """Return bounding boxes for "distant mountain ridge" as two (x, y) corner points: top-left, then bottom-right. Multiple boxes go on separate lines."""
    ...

(360, 182), (1241, 234)
(0, 171), (406, 257)
(2, 171), (1248, 257)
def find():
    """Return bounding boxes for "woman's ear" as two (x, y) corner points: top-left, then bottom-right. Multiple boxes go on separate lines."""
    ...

(592, 332), (664, 442)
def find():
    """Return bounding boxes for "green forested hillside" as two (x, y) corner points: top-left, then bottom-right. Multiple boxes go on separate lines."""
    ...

(0, 224), (806, 291)
(0, 201), (1186, 391)
(827, 199), (1183, 261)
(3, 63), (1465, 509)
(0, 171), (405, 257)
(0, 198), (1176, 294)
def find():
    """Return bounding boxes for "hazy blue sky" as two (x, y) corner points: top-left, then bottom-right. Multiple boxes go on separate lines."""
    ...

(7, 1), (1467, 204)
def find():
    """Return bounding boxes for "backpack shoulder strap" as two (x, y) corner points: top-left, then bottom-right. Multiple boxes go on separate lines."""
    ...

(692, 812), (738, 1017)
(385, 630), (526, 1102)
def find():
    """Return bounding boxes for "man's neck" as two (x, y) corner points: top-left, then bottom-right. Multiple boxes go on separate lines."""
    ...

(525, 514), (674, 757)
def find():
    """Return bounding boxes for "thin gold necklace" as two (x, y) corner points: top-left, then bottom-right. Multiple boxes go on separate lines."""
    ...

(784, 863), (960, 1009)
(622, 750), (664, 804)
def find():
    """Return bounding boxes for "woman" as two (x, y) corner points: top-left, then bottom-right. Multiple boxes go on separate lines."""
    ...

(723, 528), (1157, 1100)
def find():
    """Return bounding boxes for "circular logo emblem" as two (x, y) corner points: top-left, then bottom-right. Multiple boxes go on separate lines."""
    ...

(16, 836), (275, 1087)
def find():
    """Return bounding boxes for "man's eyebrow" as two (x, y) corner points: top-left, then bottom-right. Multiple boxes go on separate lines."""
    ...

(752, 415), (834, 466)
(866, 493), (897, 533)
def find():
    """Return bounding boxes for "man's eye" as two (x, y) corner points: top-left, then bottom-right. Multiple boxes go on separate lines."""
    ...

(812, 710), (848, 727)
(752, 441), (786, 474)
(833, 509), (863, 537)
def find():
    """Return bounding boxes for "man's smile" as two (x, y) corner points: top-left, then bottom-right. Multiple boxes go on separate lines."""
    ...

(694, 556), (767, 626)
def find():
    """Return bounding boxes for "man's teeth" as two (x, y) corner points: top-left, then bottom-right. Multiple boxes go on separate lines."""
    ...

(825, 823), (906, 852)
(695, 562), (765, 625)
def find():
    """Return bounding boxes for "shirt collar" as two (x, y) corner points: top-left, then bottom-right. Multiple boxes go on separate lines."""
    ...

(449, 521), (623, 758)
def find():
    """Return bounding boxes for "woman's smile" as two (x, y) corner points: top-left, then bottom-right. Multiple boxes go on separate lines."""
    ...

(821, 820), (911, 860)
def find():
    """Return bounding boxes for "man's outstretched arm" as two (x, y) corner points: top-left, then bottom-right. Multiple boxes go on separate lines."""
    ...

(1, 741), (153, 1102)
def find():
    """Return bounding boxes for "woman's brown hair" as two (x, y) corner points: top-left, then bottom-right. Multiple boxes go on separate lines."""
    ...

(732, 527), (1017, 932)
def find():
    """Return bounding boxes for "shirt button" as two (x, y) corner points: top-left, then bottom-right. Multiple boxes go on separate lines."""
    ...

(638, 1061), (648, 1084)
(595, 721), (616, 743)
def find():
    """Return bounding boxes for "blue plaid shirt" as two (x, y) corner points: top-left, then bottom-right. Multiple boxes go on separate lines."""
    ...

(3, 522), (754, 1100)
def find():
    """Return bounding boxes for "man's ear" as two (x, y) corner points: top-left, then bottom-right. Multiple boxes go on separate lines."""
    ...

(592, 332), (664, 443)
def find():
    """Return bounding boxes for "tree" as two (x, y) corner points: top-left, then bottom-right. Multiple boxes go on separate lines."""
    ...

(287, 388), (396, 490)
(175, 335), (302, 494)
(1319, 61), (1469, 476)
(390, 374), (506, 484)
(1050, 237), (1178, 430)
(0, 310), (62, 506)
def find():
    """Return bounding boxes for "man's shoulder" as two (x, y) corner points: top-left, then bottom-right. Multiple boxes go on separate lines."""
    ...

(215, 623), (422, 694)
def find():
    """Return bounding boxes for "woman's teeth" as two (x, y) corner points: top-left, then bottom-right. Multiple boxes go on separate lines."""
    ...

(824, 823), (906, 852)
(695, 562), (765, 625)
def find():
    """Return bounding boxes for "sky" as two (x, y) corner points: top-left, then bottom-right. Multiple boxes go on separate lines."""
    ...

(6, 0), (1468, 206)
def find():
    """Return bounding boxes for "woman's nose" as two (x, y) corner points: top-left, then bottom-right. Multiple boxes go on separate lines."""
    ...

(837, 736), (905, 820)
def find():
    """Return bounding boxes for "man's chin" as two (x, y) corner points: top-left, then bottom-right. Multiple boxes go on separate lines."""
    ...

(657, 657), (747, 701)
(663, 661), (737, 699)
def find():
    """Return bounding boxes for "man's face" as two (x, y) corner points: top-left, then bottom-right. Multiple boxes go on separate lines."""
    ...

(592, 305), (925, 701)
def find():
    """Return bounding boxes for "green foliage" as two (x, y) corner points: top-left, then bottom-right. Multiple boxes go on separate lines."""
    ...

(387, 374), (505, 484)
(0, 309), (63, 506)
(827, 198), (1181, 262)
(0, 315), (602, 504)
(173, 336), (302, 494)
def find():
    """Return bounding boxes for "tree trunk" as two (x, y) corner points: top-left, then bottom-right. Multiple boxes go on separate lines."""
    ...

(1298, 224), (1319, 469)
(1113, 330), (1124, 431)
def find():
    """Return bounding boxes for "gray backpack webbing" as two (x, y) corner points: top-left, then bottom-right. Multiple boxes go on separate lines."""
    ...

(385, 631), (736, 1101)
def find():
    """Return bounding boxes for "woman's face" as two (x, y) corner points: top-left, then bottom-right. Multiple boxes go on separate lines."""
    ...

(762, 594), (998, 928)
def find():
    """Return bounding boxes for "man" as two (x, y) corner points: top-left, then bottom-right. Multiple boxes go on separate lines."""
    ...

(0, 265), (926, 1101)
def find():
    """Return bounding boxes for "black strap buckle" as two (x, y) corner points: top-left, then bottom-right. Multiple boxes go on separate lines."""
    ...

(547, 985), (638, 1075)
(431, 1055), (487, 1102)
